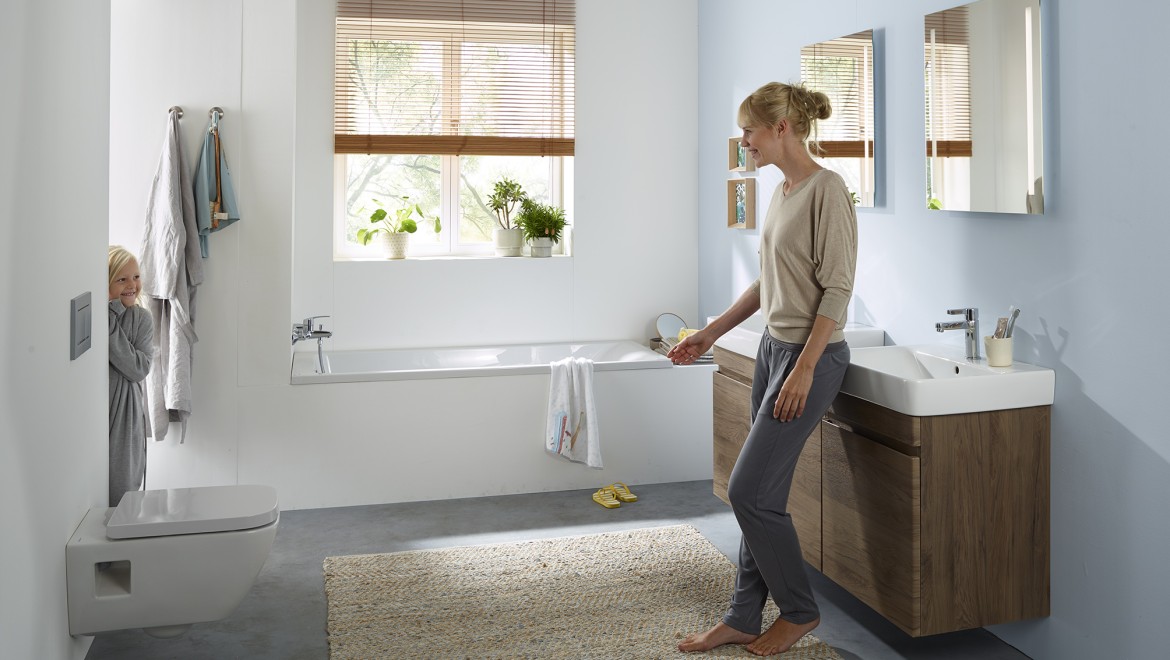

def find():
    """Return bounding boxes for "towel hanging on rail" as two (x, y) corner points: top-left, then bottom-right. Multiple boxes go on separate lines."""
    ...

(140, 106), (204, 444)
(193, 107), (240, 258)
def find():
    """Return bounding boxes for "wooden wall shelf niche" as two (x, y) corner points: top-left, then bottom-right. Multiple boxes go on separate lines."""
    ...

(727, 178), (756, 229)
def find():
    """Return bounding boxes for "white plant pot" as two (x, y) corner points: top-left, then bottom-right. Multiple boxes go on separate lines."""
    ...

(529, 236), (554, 258)
(379, 232), (410, 260)
(493, 227), (524, 257)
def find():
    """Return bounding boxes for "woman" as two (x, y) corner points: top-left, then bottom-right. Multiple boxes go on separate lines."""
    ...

(670, 81), (857, 656)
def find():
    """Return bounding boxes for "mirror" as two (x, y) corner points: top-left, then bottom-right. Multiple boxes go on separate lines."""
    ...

(925, 0), (1044, 213)
(801, 29), (878, 207)
(655, 313), (688, 347)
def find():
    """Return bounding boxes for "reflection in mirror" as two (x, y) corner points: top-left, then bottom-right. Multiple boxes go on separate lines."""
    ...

(925, 0), (1043, 213)
(801, 29), (877, 207)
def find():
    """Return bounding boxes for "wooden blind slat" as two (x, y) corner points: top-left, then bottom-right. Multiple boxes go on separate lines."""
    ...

(335, 0), (575, 156)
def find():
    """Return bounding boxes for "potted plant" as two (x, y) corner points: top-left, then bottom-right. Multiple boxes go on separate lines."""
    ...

(515, 198), (566, 258)
(356, 196), (440, 260)
(487, 177), (526, 257)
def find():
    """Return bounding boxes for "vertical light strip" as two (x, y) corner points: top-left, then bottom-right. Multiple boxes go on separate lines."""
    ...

(1024, 5), (1036, 193)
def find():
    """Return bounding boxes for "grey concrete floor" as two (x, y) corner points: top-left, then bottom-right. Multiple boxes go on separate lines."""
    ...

(86, 480), (1030, 659)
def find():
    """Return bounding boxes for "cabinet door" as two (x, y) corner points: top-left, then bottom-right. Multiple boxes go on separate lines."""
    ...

(821, 418), (922, 636)
(713, 373), (751, 504)
(791, 425), (821, 571)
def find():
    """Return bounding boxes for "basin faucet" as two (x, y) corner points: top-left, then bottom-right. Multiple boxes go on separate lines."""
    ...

(292, 316), (332, 374)
(936, 307), (980, 360)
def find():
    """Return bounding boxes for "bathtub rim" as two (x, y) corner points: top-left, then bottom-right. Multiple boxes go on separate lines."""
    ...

(289, 339), (677, 385)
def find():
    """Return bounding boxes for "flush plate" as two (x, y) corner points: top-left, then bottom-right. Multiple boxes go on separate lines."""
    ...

(70, 292), (92, 360)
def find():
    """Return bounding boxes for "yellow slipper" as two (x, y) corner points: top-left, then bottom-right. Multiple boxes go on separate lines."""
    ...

(607, 482), (638, 503)
(593, 488), (620, 509)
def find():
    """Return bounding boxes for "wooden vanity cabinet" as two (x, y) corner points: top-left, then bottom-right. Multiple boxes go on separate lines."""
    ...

(711, 347), (1051, 637)
(822, 394), (1051, 636)
(712, 347), (822, 571)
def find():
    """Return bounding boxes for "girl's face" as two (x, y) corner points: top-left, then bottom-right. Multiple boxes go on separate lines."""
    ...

(109, 258), (142, 307)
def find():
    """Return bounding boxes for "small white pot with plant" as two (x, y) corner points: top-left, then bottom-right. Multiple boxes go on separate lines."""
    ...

(356, 196), (440, 260)
(488, 177), (527, 257)
(516, 199), (566, 258)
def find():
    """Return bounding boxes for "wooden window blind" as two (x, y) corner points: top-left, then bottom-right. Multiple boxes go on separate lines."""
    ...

(800, 30), (874, 159)
(925, 6), (972, 158)
(335, 0), (575, 156)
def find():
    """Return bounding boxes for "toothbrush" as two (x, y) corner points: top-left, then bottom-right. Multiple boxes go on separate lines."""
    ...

(1004, 307), (1021, 338)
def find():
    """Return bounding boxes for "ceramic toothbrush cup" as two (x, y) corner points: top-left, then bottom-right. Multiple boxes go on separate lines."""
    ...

(984, 336), (1013, 367)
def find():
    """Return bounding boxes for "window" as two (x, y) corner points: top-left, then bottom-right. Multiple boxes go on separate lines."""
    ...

(334, 0), (575, 257)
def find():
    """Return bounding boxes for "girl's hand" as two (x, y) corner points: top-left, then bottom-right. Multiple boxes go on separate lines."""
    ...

(667, 332), (714, 365)
(774, 363), (814, 421)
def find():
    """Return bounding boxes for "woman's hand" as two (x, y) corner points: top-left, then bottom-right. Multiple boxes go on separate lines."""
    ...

(774, 362), (814, 421)
(667, 331), (714, 365)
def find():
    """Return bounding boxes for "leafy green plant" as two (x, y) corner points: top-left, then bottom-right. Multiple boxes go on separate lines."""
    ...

(927, 197), (943, 210)
(515, 198), (566, 244)
(356, 196), (440, 244)
(487, 177), (527, 230)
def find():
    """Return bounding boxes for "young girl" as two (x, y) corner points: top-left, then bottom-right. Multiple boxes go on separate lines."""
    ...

(108, 245), (154, 507)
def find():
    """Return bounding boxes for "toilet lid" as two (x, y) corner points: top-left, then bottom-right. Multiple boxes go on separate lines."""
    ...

(107, 485), (279, 539)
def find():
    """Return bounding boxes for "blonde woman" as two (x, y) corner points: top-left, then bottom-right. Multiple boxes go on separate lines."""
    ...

(108, 245), (154, 506)
(670, 82), (857, 656)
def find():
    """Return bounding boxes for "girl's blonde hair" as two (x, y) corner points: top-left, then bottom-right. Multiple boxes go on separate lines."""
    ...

(737, 82), (833, 155)
(108, 245), (143, 307)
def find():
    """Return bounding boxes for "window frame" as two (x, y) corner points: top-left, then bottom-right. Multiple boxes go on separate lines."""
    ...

(333, 1), (575, 259)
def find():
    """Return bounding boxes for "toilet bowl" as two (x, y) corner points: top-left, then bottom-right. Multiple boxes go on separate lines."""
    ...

(66, 484), (279, 637)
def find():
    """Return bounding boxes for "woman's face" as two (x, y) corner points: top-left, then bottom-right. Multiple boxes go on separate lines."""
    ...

(740, 121), (784, 168)
(109, 258), (141, 306)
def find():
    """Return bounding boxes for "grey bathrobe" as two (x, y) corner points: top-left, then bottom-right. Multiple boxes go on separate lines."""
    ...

(109, 299), (154, 507)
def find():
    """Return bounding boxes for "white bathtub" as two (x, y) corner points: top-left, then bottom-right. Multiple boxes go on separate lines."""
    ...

(264, 339), (715, 509)
(290, 340), (670, 384)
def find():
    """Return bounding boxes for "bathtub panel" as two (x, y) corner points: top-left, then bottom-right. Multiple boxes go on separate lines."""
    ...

(238, 364), (716, 510)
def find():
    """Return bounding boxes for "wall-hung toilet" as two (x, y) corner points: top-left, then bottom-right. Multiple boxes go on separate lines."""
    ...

(66, 484), (279, 638)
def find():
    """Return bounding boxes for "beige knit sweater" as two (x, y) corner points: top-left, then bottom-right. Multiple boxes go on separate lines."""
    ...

(750, 169), (857, 344)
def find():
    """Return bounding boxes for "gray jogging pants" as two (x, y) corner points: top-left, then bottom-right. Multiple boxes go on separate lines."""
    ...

(722, 331), (850, 633)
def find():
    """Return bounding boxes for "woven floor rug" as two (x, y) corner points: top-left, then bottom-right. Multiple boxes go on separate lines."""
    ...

(323, 524), (841, 659)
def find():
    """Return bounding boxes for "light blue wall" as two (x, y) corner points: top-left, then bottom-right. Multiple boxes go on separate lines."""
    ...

(698, 1), (1170, 658)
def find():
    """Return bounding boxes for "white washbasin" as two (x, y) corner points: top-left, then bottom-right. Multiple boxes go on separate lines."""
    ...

(710, 315), (885, 358)
(841, 344), (1055, 416)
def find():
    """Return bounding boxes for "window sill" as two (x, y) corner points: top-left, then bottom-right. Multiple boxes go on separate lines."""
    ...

(333, 253), (571, 263)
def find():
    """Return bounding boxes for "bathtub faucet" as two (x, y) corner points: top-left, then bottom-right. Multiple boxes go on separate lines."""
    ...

(292, 316), (332, 374)
(292, 316), (332, 344)
(935, 307), (980, 360)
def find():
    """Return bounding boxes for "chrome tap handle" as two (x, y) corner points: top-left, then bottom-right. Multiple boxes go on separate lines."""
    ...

(945, 307), (978, 320)
(305, 315), (330, 332)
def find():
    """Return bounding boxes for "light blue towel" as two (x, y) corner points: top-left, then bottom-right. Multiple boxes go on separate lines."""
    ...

(193, 116), (240, 257)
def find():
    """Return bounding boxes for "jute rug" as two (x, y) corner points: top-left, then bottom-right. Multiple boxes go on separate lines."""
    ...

(323, 524), (842, 659)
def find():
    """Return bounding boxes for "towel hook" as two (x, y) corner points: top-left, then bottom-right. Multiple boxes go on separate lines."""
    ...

(169, 106), (184, 118)
(209, 107), (224, 120)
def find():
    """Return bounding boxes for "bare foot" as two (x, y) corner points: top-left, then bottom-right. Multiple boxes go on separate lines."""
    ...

(677, 621), (758, 653)
(745, 617), (819, 656)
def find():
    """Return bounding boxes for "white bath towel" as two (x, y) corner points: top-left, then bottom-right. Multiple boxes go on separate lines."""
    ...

(546, 357), (602, 469)
(140, 108), (203, 443)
